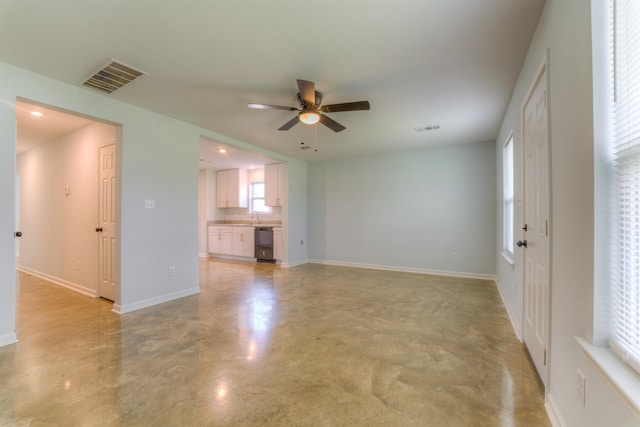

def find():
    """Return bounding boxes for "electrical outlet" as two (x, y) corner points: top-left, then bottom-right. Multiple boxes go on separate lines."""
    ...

(145, 199), (155, 209)
(452, 251), (458, 260)
(168, 266), (176, 277)
(577, 370), (586, 406)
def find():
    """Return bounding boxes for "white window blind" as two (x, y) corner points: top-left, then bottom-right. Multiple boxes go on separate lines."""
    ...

(610, 0), (640, 373)
(503, 135), (514, 258)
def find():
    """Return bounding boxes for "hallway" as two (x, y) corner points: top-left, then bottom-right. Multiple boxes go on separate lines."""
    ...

(0, 259), (550, 426)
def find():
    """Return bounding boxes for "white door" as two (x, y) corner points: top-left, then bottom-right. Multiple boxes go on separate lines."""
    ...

(521, 65), (550, 386)
(98, 144), (116, 301)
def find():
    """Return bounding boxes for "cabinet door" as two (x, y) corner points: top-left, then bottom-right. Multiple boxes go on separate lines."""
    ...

(227, 169), (249, 208)
(216, 170), (228, 208)
(217, 169), (248, 208)
(209, 226), (233, 254)
(241, 228), (255, 257)
(233, 227), (255, 257)
(207, 227), (218, 253)
(265, 163), (282, 207)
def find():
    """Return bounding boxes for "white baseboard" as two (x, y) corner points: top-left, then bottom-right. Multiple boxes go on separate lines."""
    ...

(545, 393), (567, 427)
(17, 266), (97, 298)
(282, 258), (309, 268)
(113, 287), (200, 315)
(0, 332), (18, 347)
(495, 276), (522, 341)
(306, 259), (496, 281)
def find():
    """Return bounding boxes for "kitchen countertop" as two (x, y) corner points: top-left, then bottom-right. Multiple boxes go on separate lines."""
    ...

(207, 221), (282, 227)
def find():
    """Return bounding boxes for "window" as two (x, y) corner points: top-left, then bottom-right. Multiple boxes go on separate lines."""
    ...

(609, 0), (640, 373)
(503, 134), (515, 260)
(250, 182), (270, 213)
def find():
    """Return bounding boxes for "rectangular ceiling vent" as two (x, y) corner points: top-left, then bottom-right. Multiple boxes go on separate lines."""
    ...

(83, 59), (147, 94)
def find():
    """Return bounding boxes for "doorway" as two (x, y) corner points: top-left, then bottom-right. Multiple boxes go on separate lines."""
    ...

(521, 60), (551, 387)
(15, 99), (119, 302)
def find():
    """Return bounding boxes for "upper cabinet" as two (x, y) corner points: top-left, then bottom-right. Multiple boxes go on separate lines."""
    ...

(265, 163), (286, 207)
(217, 169), (248, 208)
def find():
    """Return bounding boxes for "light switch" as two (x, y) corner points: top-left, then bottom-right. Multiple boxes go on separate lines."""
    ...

(144, 199), (155, 209)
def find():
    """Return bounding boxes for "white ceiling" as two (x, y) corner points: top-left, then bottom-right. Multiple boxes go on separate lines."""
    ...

(1, 0), (545, 164)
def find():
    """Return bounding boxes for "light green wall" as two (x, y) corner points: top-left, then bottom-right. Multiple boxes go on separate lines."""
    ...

(308, 141), (497, 277)
(0, 61), (306, 334)
(495, 0), (638, 425)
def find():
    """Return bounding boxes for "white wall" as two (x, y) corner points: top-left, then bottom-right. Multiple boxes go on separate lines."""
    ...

(495, 0), (638, 425)
(308, 141), (496, 277)
(0, 61), (306, 341)
(16, 121), (115, 296)
(0, 84), (17, 346)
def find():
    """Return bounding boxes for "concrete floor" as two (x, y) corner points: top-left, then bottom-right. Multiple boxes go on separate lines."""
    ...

(0, 259), (550, 426)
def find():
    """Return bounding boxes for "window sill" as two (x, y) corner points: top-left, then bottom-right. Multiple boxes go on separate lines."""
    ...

(576, 337), (640, 418)
(501, 251), (515, 266)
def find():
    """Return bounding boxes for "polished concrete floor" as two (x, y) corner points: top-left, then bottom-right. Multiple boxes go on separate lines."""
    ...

(0, 259), (550, 426)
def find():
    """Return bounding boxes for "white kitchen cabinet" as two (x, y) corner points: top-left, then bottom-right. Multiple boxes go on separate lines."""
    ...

(232, 226), (255, 257)
(208, 226), (233, 255)
(265, 163), (286, 207)
(216, 169), (248, 208)
(273, 227), (283, 261)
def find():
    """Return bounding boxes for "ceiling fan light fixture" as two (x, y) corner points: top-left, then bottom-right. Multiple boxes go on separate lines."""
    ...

(299, 110), (320, 125)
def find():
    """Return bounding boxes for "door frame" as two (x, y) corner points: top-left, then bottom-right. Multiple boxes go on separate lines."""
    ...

(519, 52), (553, 389)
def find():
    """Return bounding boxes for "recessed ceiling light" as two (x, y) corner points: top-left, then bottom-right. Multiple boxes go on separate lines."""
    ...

(30, 111), (44, 117)
(219, 148), (226, 153)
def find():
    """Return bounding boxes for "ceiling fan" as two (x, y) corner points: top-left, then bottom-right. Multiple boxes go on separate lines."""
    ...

(247, 79), (370, 133)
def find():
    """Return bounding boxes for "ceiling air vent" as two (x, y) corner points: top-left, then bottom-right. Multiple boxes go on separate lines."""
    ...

(83, 59), (147, 94)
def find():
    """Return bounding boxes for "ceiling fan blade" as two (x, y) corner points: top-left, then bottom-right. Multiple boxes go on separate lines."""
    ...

(248, 103), (297, 111)
(319, 114), (346, 132)
(320, 101), (370, 113)
(278, 116), (300, 131)
(297, 79), (316, 106)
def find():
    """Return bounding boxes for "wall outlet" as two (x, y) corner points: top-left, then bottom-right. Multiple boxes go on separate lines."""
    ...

(577, 370), (586, 406)
(144, 199), (155, 209)
(168, 266), (176, 277)
(452, 251), (458, 260)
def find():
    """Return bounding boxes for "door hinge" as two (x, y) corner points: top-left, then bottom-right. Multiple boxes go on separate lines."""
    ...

(544, 349), (547, 366)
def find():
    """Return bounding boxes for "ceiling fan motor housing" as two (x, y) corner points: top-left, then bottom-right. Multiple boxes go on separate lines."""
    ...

(297, 91), (323, 109)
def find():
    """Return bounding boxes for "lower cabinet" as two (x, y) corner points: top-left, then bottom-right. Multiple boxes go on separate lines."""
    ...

(208, 226), (232, 255)
(208, 225), (255, 258)
(232, 226), (255, 257)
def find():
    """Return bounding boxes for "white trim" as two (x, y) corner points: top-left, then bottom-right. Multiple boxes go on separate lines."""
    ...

(501, 251), (515, 266)
(0, 333), (18, 348)
(576, 337), (640, 419)
(112, 287), (200, 315)
(544, 393), (567, 427)
(281, 258), (308, 268)
(495, 276), (522, 341)
(307, 259), (496, 281)
(519, 51), (552, 388)
(17, 266), (97, 298)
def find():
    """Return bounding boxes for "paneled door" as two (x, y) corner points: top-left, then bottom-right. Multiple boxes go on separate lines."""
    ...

(521, 63), (550, 387)
(98, 144), (116, 301)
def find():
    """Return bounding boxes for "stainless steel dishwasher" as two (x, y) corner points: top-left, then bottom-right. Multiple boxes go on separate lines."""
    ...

(254, 227), (275, 263)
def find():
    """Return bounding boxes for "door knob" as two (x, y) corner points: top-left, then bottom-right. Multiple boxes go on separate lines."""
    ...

(95, 227), (103, 232)
(516, 240), (528, 248)
(15, 231), (22, 237)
